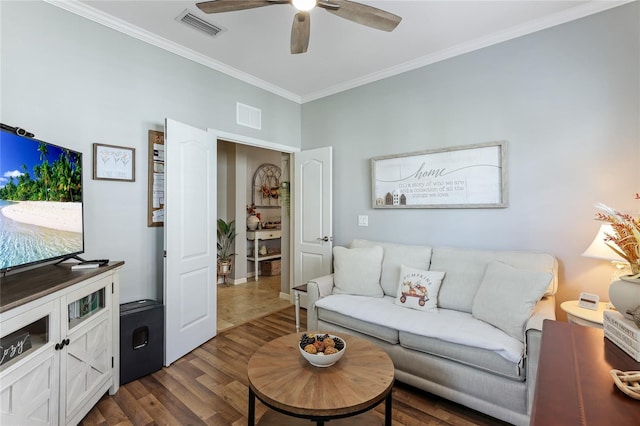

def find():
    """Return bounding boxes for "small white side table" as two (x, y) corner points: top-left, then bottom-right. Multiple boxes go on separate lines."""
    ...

(293, 284), (307, 332)
(560, 300), (612, 329)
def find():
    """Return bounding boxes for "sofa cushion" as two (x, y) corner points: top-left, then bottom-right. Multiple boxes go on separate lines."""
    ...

(472, 260), (552, 342)
(430, 248), (490, 313)
(314, 294), (524, 362)
(398, 331), (525, 381)
(432, 248), (558, 313)
(316, 308), (399, 344)
(350, 239), (432, 297)
(332, 246), (384, 297)
(394, 265), (445, 312)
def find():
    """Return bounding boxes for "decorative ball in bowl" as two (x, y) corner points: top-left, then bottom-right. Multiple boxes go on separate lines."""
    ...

(299, 333), (346, 367)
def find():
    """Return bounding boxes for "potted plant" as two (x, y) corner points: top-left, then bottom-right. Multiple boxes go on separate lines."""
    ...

(217, 218), (237, 277)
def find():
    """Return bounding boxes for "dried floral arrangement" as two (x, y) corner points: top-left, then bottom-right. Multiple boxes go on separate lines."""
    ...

(595, 193), (640, 276)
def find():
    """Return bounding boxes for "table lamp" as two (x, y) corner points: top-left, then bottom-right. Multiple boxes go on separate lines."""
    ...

(582, 223), (631, 281)
(583, 223), (640, 318)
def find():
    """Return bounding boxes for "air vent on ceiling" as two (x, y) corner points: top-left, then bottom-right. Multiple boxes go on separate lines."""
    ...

(177, 10), (223, 38)
(237, 102), (262, 130)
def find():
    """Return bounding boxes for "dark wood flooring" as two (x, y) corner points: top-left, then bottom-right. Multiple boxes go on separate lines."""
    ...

(80, 306), (508, 425)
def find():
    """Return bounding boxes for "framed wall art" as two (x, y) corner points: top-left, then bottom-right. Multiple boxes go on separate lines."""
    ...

(251, 163), (282, 208)
(371, 141), (508, 209)
(93, 143), (135, 182)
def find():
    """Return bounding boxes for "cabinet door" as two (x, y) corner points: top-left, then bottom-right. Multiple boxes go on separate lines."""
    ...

(0, 350), (59, 425)
(0, 301), (60, 426)
(60, 276), (112, 425)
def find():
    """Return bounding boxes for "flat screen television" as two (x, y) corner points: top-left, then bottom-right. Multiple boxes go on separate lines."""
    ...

(0, 127), (84, 272)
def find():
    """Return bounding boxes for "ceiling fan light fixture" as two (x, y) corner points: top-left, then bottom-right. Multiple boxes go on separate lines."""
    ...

(292, 0), (316, 12)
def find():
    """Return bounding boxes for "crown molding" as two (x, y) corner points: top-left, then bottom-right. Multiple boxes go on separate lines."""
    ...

(299, 0), (635, 103)
(44, 0), (633, 105)
(42, 0), (302, 104)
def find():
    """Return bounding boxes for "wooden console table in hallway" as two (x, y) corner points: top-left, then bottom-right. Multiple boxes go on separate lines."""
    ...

(531, 320), (640, 426)
(247, 229), (281, 281)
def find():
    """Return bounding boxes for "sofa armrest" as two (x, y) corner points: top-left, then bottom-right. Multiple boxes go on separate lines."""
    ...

(526, 295), (556, 333)
(524, 295), (556, 414)
(306, 274), (335, 331)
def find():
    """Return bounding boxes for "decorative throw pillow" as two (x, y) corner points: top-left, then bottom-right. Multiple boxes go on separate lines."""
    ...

(332, 246), (384, 297)
(394, 265), (445, 311)
(472, 260), (553, 342)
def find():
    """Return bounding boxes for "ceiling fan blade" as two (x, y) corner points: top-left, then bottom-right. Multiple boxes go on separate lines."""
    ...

(196, 0), (287, 14)
(322, 0), (401, 32)
(291, 11), (310, 54)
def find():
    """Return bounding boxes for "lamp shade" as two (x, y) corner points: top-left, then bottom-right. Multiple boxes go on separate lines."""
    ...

(582, 224), (628, 262)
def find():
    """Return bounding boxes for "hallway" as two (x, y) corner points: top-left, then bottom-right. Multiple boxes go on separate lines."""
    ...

(217, 275), (292, 333)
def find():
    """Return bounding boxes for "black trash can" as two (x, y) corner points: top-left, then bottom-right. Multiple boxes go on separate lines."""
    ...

(120, 299), (164, 385)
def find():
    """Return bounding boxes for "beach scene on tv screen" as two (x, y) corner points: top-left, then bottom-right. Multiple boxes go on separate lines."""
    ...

(0, 132), (83, 270)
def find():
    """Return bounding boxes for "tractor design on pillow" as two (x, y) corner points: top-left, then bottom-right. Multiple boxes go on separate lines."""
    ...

(399, 280), (429, 306)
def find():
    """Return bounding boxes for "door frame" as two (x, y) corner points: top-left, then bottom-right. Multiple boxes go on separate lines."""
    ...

(212, 129), (299, 300)
(214, 130), (299, 155)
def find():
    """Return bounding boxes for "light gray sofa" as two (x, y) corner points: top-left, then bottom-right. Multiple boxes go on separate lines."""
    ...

(306, 239), (558, 426)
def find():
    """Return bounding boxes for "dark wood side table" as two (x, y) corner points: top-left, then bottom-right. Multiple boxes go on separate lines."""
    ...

(531, 320), (640, 426)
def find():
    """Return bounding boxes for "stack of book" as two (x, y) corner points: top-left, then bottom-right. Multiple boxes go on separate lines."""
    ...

(603, 310), (640, 361)
(68, 292), (102, 321)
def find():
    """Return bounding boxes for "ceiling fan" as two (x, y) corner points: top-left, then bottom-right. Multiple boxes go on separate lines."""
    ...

(196, 0), (402, 54)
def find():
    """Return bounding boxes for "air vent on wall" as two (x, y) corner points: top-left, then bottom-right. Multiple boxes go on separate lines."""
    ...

(237, 102), (262, 130)
(177, 10), (223, 38)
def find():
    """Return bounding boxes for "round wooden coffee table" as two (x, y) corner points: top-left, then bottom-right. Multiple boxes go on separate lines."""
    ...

(247, 332), (394, 425)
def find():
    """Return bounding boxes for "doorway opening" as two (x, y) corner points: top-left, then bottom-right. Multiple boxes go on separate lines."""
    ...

(216, 140), (293, 332)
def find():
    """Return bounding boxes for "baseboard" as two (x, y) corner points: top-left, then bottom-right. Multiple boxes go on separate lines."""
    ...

(217, 277), (248, 285)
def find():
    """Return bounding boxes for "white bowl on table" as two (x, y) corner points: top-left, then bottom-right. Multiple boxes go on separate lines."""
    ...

(298, 334), (346, 367)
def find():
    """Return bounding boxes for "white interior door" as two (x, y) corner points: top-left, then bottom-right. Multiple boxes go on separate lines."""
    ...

(293, 147), (333, 293)
(164, 118), (217, 366)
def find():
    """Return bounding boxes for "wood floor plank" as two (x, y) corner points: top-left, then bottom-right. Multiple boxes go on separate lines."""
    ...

(195, 375), (267, 424)
(136, 394), (184, 426)
(138, 374), (207, 426)
(79, 404), (106, 425)
(120, 378), (151, 400)
(192, 346), (249, 384)
(165, 359), (223, 403)
(151, 368), (218, 420)
(108, 386), (154, 426)
(212, 380), (250, 418)
(391, 398), (446, 426)
(90, 397), (132, 426)
(188, 356), (237, 386)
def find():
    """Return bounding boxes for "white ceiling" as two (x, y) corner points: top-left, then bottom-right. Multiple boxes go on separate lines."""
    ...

(48, 0), (629, 103)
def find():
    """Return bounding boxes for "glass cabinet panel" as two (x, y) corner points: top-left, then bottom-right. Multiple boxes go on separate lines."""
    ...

(68, 288), (105, 329)
(0, 315), (49, 371)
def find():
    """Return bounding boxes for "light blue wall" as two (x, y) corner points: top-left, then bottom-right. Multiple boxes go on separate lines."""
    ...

(301, 3), (640, 309)
(1, 1), (301, 302)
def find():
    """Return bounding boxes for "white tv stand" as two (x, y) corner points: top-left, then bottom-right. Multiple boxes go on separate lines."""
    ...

(0, 261), (124, 425)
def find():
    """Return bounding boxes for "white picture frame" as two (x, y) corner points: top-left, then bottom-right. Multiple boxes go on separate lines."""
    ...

(371, 141), (508, 209)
